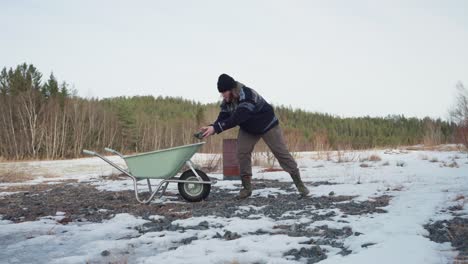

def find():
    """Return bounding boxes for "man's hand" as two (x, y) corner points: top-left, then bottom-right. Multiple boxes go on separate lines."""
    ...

(200, 126), (215, 138)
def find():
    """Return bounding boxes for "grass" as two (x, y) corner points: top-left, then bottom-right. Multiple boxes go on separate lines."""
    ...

(454, 195), (465, 202)
(396, 161), (406, 167)
(450, 222), (468, 264)
(259, 168), (284, 173)
(104, 173), (128, 181)
(360, 153), (382, 162)
(0, 179), (78, 193)
(445, 161), (459, 168)
(0, 169), (35, 183)
(439, 161), (459, 168)
(200, 154), (221, 173)
(336, 150), (357, 163)
(405, 144), (466, 152)
(419, 154), (429, 160)
(454, 255), (468, 264)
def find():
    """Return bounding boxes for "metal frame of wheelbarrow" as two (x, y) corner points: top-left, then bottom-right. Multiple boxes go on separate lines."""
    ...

(83, 142), (215, 204)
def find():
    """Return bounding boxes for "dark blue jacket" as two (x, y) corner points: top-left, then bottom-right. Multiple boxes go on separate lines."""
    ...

(212, 84), (279, 135)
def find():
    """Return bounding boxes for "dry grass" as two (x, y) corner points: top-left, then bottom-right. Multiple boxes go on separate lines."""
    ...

(419, 154), (429, 160)
(0, 179), (78, 193)
(103, 173), (128, 181)
(440, 161), (459, 168)
(454, 255), (468, 264)
(396, 161), (406, 167)
(451, 223), (468, 264)
(311, 149), (359, 163)
(359, 153), (382, 162)
(450, 204), (464, 211)
(252, 152), (270, 167)
(259, 168), (284, 173)
(405, 144), (466, 152)
(200, 154), (222, 173)
(369, 154), (382, 162)
(0, 169), (35, 183)
(454, 195), (465, 202)
(335, 150), (358, 163)
(384, 149), (409, 155)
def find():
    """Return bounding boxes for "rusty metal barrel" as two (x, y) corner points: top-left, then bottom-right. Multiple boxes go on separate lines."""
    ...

(223, 139), (240, 180)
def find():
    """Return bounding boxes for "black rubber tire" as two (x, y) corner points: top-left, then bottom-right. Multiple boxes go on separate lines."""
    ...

(178, 169), (211, 202)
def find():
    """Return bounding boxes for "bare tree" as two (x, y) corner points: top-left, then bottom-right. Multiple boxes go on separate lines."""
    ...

(449, 82), (468, 150)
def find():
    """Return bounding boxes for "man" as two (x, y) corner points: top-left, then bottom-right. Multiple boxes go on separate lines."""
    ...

(200, 73), (310, 199)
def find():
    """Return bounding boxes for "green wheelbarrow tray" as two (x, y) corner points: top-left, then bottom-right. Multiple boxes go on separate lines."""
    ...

(83, 142), (215, 204)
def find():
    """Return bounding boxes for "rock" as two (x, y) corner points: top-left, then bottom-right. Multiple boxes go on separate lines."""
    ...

(168, 224), (180, 231)
(212, 232), (223, 239)
(283, 246), (327, 263)
(180, 236), (198, 245)
(328, 191), (335, 196)
(425, 216), (468, 256)
(101, 250), (110, 257)
(197, 220), (209, 230)
(223, 231), (241, 240)
(339, 248), (352, 256)
(361, 242), (376, 248)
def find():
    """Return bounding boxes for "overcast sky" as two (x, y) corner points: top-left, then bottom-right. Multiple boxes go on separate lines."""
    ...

(1, 0), (467, 119)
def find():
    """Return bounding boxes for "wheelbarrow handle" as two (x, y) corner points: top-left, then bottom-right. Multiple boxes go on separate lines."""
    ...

(104, 147), (116, 153)
(83, 149), (96, 156)
(104, 147), (124, 158)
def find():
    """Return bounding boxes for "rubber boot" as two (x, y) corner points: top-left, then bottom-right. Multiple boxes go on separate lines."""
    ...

(239, 175), (253, 199)
(290, 173), (310, 197)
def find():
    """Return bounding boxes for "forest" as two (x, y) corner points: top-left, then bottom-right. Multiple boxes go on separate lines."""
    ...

(0, 63), (457, 160)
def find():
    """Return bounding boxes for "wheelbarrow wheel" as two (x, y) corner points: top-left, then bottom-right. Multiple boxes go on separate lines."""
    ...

(178, 169), (211, 202)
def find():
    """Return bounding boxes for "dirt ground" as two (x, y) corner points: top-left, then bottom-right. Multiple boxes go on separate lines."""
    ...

(424, 202), (468, 263)
(0, 179), (393, 261)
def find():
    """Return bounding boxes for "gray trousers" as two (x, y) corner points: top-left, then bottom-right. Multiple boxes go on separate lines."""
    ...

(237, 125), (300, 177)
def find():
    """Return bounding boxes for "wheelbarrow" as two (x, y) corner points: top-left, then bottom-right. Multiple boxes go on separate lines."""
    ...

(83, 142), (214, 204)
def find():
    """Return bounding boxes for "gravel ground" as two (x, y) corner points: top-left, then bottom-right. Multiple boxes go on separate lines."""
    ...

(425, 216), (468, 261)
(0, 179), (392, 263)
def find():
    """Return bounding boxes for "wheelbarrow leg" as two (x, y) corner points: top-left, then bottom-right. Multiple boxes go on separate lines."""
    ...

(159, 182), (169, 197)
(146, 179), (152, 193)
(133, 178), (169, 204)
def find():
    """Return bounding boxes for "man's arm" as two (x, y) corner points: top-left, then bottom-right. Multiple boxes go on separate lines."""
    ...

(200, 103), (231, 138)
(211, 108), (230, 129)
(212, 100), (255, 134)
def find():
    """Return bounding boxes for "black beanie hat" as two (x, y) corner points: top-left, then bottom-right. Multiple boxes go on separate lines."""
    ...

(217, 73), (236, 92)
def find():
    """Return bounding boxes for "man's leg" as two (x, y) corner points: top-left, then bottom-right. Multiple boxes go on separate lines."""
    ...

(237, 128), (261, 199)
(261, 125), (310, 196)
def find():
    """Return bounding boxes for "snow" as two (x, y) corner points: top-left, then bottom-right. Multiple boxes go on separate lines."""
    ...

(0, 147), (467, 263)
(0, 213), (148, 264)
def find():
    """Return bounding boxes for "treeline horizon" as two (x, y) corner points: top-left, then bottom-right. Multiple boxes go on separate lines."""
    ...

(0, 63), (458, 160)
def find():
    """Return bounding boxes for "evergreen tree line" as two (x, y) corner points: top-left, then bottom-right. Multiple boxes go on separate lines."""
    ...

(0, 63), (457, 160)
